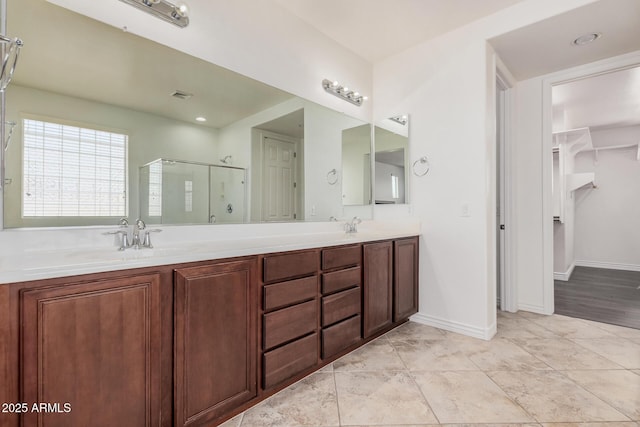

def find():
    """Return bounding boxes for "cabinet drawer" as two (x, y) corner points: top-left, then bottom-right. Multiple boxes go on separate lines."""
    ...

(321, 266), (361, 295)
(263, 250), (319, 283)
(322, 245), (361, 270)
(264, 276), (317, 312)
(322, 287), (361, 327)
(263, 300), (317, 350)
(263, 333), (318, 389)
(322, 315), (361, 359)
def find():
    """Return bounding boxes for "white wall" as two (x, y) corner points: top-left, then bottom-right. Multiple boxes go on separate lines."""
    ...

(374, 0), (598, 337)
(574, 125), (640, 268)
(47, 0), (373, 123)
(4, 84), (219, 227)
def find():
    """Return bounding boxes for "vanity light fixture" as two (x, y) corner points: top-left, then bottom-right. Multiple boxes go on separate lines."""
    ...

(389, 115), (408, 126)
(119, 0), (190, 28)
(322, 79), (367, 106)
(195, 116), (207, 122)
(572, 32), (601, 46)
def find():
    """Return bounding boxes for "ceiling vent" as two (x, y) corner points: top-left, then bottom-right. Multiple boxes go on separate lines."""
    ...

(171, 90), (193, 100)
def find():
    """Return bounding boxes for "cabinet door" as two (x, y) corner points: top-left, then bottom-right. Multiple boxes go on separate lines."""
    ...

(363, 241), (393, 337)
(394, 237), (419, 321)
(20, 274), (162, 427)
(174, 259), (257, 427)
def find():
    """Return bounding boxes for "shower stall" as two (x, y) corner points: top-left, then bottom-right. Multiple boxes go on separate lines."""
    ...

(139, 159), (247, 225)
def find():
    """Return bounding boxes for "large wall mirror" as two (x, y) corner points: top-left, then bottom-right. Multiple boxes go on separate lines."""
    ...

(374, 116), (409, 204)
(2, 0), (373, 228)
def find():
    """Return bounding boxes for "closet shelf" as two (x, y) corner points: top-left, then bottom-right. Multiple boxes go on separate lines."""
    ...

(566, 172), (595, 192)
(583, 142), (640, 161)
(552, 127), (593, 153)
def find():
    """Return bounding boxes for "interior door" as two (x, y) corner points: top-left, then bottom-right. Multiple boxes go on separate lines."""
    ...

(262, 136), (297, 221)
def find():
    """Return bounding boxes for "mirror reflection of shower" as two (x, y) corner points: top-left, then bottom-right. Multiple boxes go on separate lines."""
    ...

(139, 159), (247, 225)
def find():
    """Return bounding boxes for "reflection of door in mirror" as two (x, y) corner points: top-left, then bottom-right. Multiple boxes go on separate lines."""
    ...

(342, 124), (372, 206)
(251, 110), (304, 222)
(374, 117), (410, 204)
(262, 135), (298, 221)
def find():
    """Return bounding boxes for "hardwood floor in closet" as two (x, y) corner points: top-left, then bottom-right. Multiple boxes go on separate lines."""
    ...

(555, 266), (640, 329)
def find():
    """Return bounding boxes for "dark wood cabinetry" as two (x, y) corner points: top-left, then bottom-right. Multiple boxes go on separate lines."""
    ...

(261, 250), (320, 390)
(4, 236), (419, 427)
(320, 245), (362, 359)
(19, 273), (163, 427)
(174, 259), (258, 427)
(363, 241), (394, 338)
(394, 237), (419, 321)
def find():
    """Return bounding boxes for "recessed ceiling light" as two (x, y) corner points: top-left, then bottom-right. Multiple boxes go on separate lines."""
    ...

(195, 117), (207, 122)
(572, 33), (602, 46)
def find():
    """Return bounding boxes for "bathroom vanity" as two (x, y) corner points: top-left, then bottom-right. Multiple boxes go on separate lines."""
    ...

(0, 234), (419, 427)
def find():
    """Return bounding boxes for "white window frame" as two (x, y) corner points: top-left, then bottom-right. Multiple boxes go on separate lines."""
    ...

(21, 115), (129, 219)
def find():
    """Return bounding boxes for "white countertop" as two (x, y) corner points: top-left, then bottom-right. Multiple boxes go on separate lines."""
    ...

(0, 220), (420, 284)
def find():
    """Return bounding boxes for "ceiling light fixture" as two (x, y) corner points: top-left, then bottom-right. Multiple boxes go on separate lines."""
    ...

(322, 79), (367, 106)
(119, 0), (190, 28)
(572, 32), (601, 46)
(195, 117), (206, 122)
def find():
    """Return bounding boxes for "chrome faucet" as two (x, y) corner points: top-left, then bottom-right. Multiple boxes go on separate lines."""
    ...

(344, 216), (362, 234)
(104, 218), (161, 250)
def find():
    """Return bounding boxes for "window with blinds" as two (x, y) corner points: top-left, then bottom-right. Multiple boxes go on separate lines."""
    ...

(22, 118), (128, 217)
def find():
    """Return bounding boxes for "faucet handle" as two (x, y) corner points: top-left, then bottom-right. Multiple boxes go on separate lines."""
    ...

(103, 229), (131, 251)
(142, 229), (162, 248)
(118, 218), (129, 228)
(135, 218), (146, 230)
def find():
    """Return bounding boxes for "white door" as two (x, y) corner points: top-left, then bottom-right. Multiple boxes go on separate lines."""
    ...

(262, 136), (297, 221)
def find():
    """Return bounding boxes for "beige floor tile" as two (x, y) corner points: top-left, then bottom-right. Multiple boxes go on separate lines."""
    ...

(411, 371), (534, 423)
(317, 363), (333, 373)
(443, 425), (542, 427)
(531, 315), (618, 339)
(542, 423), (639, 427)
(562, 370), (640, 420)
(512, 338), (624, 370)
(334, 371), (438, 425)
(634, 370), (640, 376)
(240, 373), (339, 427)
(393, 338), (479, 371)
(333, 338), (406, 372)
(579, 321), (640, 340)
(384, 321), (446, 342)
(496, 318), (561, 339)
(572, 338), (640, 369)
(498, 311), (524, 319)
(489, 370), (630, 422)
(219, 414), (243, 427)
(465, 338), (552, 371)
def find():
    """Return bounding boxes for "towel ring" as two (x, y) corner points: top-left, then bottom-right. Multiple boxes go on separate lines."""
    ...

(327, 168), (338, 185)
(412, 156), (430, 177)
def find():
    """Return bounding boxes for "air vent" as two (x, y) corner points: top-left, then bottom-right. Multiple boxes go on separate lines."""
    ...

(171, 90), (193, 100)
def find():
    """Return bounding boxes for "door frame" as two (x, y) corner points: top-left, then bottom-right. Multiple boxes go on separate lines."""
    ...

(540, 50), (640, 314)
(496, 58), (518, 313)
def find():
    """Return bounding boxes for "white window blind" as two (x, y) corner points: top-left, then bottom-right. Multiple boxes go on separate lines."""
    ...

(22, 118), (128, 217)
(148, 161), (162, 217)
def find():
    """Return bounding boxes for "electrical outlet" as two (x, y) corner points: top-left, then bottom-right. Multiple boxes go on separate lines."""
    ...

(461, 203), (471, 217)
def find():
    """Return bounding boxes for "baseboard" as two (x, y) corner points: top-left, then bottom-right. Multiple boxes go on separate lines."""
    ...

(410, 312), (496, 340)
(554, 262), (575, 281)
(575, 260), (640, 272)
(518, 303), (549, 315)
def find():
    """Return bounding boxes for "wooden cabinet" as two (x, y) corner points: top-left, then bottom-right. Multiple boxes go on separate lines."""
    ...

(394, 237), (419, 322)
(5, 235), (419, 427)
(363, 241), (394, 338)
(320, 245), (362, 359)
(19, 273), (163, 427)
(174, 259), (258, 427)
(261, 250), (320, 390)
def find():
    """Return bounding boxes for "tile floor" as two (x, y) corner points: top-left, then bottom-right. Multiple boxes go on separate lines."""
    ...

(222, 311), (640, 427)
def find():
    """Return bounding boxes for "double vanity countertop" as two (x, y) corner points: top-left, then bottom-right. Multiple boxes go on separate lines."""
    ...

(0, 219), (421, 284)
